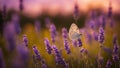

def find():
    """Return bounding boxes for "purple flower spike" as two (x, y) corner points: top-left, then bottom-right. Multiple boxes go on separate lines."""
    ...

(97, 56), (104, 65)
(113, 34), (117, 45)
(44, 38), (52, 54)
(50, 24), (56, 43)
(52, 45), (66, 67)
(93, 32), (98, 41)
(23, 35), (28, 47)
(19, 0), (24, 12)
(0, 48), (5, 68)
(98, 27), (104, 45)
(108, 2), (112, 18)
(52, 45), (61, 57)
(113, 44), (119, 54)
(64, 40), (71, 54)
(41, 59), (47, 68)
(73, 3), (79, 20)
(106, 60), (112, 68)
(112, 55), (119, 62)
(77, 38), (82, 47)
(72, 40), (77, 47)
(80, 48), (88, 54)
(62, 28), (68, 39)
(33, 46), (41, 60)
(90, 10), (96, 19)
(35, 20), (41, 33)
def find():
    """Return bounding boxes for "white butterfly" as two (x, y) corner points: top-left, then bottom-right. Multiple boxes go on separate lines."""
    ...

(69, 23), (82, 40)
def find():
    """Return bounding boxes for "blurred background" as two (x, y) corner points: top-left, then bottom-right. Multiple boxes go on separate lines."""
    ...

(0, 0), (120, 68)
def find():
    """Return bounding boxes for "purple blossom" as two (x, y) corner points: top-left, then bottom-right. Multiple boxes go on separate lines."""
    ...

(72, 40), (77, 47)
(112, 55), (119, 62)
(50, 24), (56, 43)
(2, 4), (7, 19)
(106, 60), (112, 68)
(90, 10), (96, 19)
(98, 27), (104, 45)
(73, 3), (79, 20)
(12, 14), (21, 34)
(77, 38), (82, 47)
(62, 28), (68, 39)
(23, 35), (28, 47)
(110, 19), (114, 28)
(41, 59), (47, 68)
(64, 40), (71, 54)
(80, 48), (88, 54)
(17, 44), (30, 63)
(52, 45), (67, 67)
(108, 2), (112, 18)
(101, 15), (106, 28)
(33, 46), (41, 60)
(35, 20), (41, 33)
(113, 34), (117, 45)
(89, 20), (95, 29)
(97, 56), (104, 65)
(113, 44), (119, 54)
(44, 38), (52, 54)
(86, 32), (92, 44)
(19, 0), (24, 12)
(0, 48), (5, 68)
(45, 18), (52, 28)
(93, 32), (98, 41)
(3, 23), (16, 51)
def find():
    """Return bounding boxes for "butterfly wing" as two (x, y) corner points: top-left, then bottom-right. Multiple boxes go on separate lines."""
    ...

(69, 23), (81, 40)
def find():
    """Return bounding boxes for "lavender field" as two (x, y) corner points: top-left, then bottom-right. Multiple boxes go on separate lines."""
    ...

(0, 0), (120, 68)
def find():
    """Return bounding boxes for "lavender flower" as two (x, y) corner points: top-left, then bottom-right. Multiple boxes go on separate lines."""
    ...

(90, 10), (96, 19)
(113, 34), (117, 45)
(108, 2), (112, 18)
(112, 55), (119, 62)
(12, 14), (21, 34)
(106, 60), (112, 68)
(62, 28), (68, 39)
(80, 48), (88, 54)
(50, 24), (56, 43)
(17, 44), (30, 64)
(52, 45), (67, 67)
(93, 32), (98, 41)
(3, 23), (16, 51)
(19, 0), (24, 12)
(86, 32), (92, 44)
(64, 40), (71, 54)
(33, 45), (41, 60)
(73, 3), (79, 21)
(97, 56), (104, 66)
(77, 38), (82, 47)
(23, 35), (28, 47)
(44, 38), (52, 54)
(89, 20), (95, 30)
(110, 19), (114, 28)
(41, 59), (47, 68)
(45, 18), (52, 28)
(72, 40), (77, 47)
(98, 27), (104, 45)
(101, 15), (106, 28)
(35, 20), (41, 33)
(2, 4), (7, 20)
(113, 44), (119, 54)
(0, 48), (5, 68)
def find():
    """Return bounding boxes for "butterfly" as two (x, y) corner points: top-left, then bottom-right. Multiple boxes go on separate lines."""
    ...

(69, 23), (82, 40)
